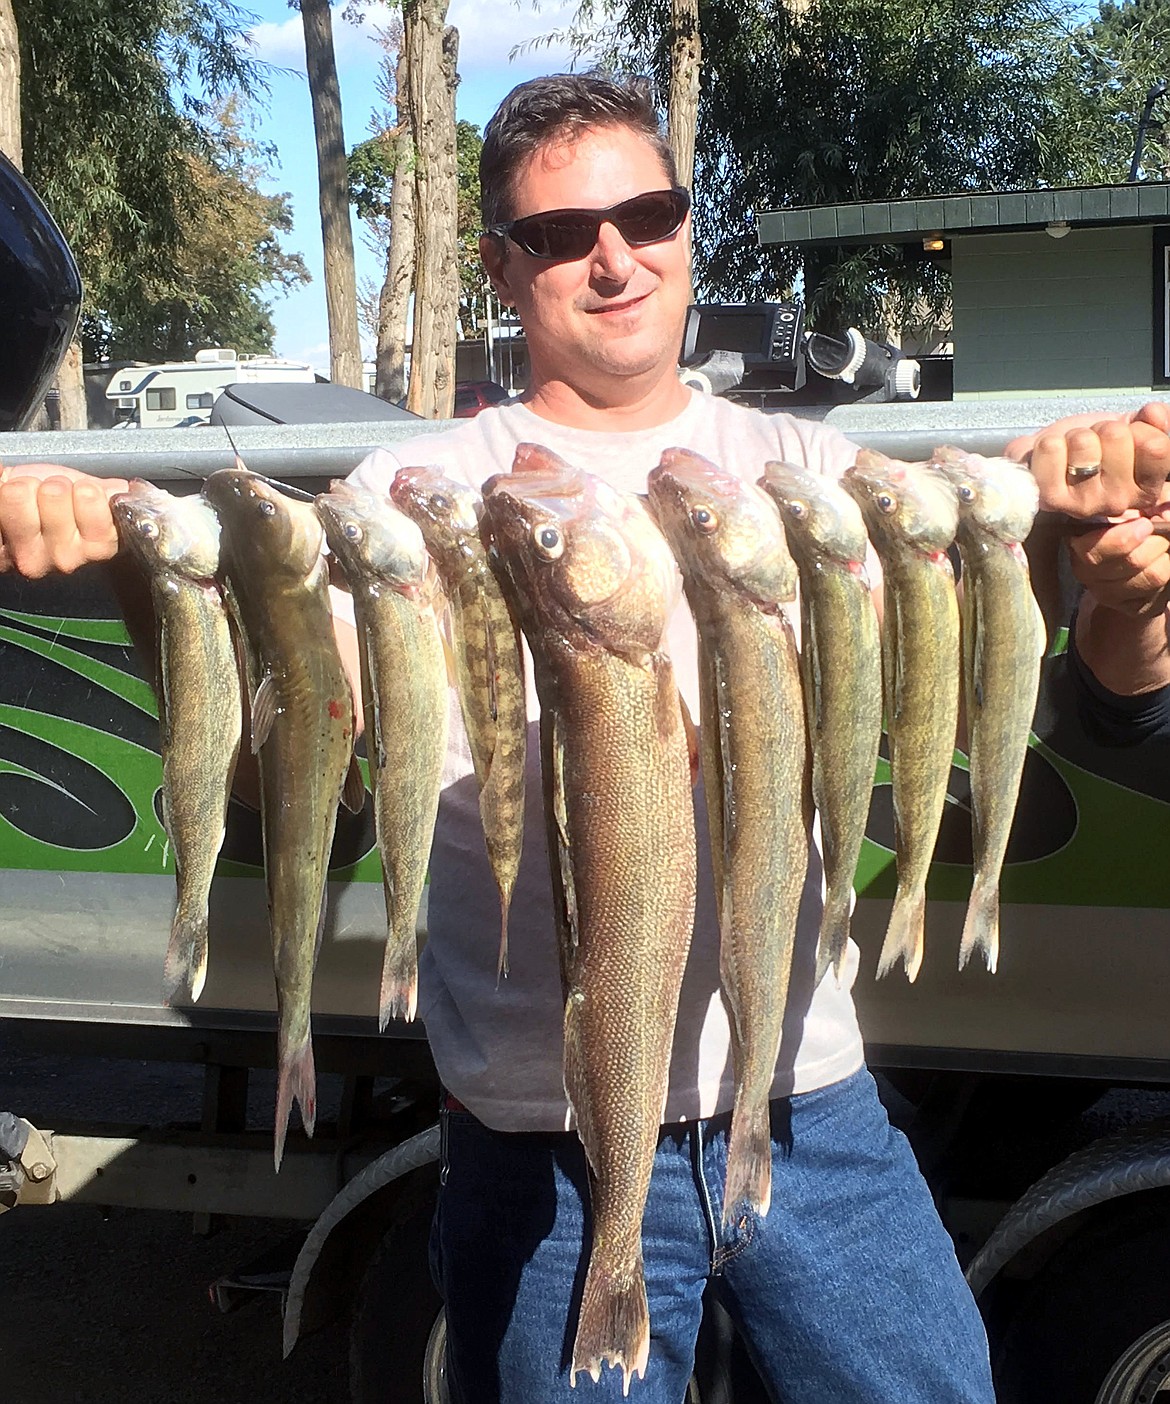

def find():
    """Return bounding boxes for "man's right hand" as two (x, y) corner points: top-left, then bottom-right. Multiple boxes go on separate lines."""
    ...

(0, 466), (129, 577)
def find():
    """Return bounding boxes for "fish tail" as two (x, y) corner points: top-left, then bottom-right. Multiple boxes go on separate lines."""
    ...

(877, 887), (926, 983)
(814, 887), (853, 988)
(378, 937), (418, 1029)
(723, 1096), (772, 1223)
(162, 908), (209, 1006)
(495, 885), (512, 985)
(570, 1260), (650, 1396)
(959, 877), (1000, 974)
(274, 1035), (316, 1172)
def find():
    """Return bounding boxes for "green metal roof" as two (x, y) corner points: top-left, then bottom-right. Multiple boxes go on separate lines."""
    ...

(756, 182), (1170, 247)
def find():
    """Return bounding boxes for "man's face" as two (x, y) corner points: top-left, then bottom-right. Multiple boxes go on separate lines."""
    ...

(481, 124), (691, 404)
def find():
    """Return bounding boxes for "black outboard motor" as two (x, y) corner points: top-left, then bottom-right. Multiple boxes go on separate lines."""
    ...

(0, 152), (82, 432)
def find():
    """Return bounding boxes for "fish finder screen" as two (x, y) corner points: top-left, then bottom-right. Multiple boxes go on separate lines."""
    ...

(689, 309), (771, 357)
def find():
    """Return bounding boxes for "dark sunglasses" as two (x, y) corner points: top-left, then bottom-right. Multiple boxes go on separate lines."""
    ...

(486, 187), (691, 262)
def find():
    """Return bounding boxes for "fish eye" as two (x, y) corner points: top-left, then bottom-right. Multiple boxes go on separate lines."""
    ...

(136, 518), (160, 540)
(957, 483), (976, 504)
(258, 499), (277, 518)
(787, 500), (807, 520)
(343, 521), (363, 542)
(691, 504), (719, 534)
(533, 524), (564, 560)
(876, 492), (897, 514)
(430, 493), (451, 513)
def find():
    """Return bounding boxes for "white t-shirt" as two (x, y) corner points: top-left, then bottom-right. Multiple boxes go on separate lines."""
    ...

(349, 390), (866, 1132)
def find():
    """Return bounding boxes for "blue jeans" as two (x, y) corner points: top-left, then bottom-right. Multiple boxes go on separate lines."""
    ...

(431, 1067), (994, 1403)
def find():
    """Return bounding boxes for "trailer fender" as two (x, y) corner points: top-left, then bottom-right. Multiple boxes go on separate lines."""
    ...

(282, 1122), (440, 1355)
(966, 1123), (1170, 1298)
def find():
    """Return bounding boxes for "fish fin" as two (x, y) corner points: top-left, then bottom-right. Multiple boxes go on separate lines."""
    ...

(251, 673), (279, 754)
(969, 571), (986, 715)
(889, 588), (906, 724)
(440, 626), (459, 688)
(814, 886), (852, 988)
(551, 711), (579, 954)
(562, 990), (598, 1175)
(156, 617), (172, 751)
(679, 692), (700, 786)
(570, 1258), (650, 1396)
(877, 887), (926, 982)
(959, 877), (999, 974)
(805, 605), (824, 735)
(495, 886), (512, 985)
(723, 1097), (773, 1223)
(341, 754), (366, 814)
(313, 880), (328, 963)
(712, 650), (737, 906)
(1032, 592), (1047, 660)
(274, 1034), (316, 1172)
(378, 923), (419, 1028)
(162, 907), (209, 1006)
(359, 622), (387, 772)
(483, 609), (500, 725)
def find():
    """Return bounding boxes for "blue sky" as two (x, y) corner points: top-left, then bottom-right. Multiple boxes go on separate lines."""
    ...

(239, 0), (585, 369)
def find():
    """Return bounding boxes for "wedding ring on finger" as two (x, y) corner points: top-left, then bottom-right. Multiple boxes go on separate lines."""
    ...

(1067, 463), (1102, 482)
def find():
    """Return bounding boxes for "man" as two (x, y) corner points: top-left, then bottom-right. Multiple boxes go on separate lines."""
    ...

(3, 71), (1170, 1404)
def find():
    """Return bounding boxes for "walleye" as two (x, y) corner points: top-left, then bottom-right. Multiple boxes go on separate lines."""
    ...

(316, 480), (448, 1026)
(647, 450), (809, 1224)
(761, 461), (882, 986)
(203, 468), (363, 1170)
(389, 466), (526, 977)
(930, 447), (1044, 973)
(482, 444), (696, 1393)
(111, 481), (242, 1005)
(843, 451), (960, 982)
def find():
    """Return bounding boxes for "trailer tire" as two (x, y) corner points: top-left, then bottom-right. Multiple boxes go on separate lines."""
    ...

(991, 1190), (1170, 1404)
(349, 1170), (445, 1404)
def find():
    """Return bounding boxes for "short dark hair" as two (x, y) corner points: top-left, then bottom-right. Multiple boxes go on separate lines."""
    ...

(479, 72), (678, 227)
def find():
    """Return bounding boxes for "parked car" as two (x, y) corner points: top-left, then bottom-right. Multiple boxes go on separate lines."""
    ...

(453, 380), (509, 417)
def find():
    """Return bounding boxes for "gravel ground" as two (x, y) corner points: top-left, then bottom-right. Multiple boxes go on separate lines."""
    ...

(0, 1042), (350, 1404)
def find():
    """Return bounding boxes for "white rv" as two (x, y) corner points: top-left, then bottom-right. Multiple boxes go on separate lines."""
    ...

(105, 348), (318, 429)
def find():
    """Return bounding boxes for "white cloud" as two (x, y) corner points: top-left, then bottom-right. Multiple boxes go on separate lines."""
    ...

(448, 0), (583, 81)
(246, 13), (307, 69)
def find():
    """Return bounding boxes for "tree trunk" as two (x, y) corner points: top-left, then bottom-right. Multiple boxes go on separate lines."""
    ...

(667, 0), (701, 191)
(374, 46), (415, 405)
(56, 338), (87, 430)
(668, 0), (700, 298)
(300, 0), (363, 389)
(404, 5), (459, 420)
(0, 0), (19, 166)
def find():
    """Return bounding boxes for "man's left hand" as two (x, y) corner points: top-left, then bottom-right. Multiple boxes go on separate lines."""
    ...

(1006, 402), (1170, 518)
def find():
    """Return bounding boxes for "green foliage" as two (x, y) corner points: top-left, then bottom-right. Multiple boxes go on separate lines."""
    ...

(554, 0), (1169, 333)
(1040, 0), (1170, 184)
(91, 103), (310, 360)
(349, 117), (488, 323)
(17, 0), (305, 360)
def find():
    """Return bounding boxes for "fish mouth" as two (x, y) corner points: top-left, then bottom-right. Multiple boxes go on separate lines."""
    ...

(653, 448), (742, 500)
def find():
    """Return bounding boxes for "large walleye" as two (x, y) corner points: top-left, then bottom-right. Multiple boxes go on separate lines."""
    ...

(389, 466), (526, 977)
(316, 480), (448, 1026)
(112, 481), (242, 1005)
(930, 447), (1044, 974)
(647, 449), (809, 1224)
(843, 451), (960, 982)
(761, 461), (882, 986)
(203, 468), (363, 1169)
(482, 444), (696, 1393)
